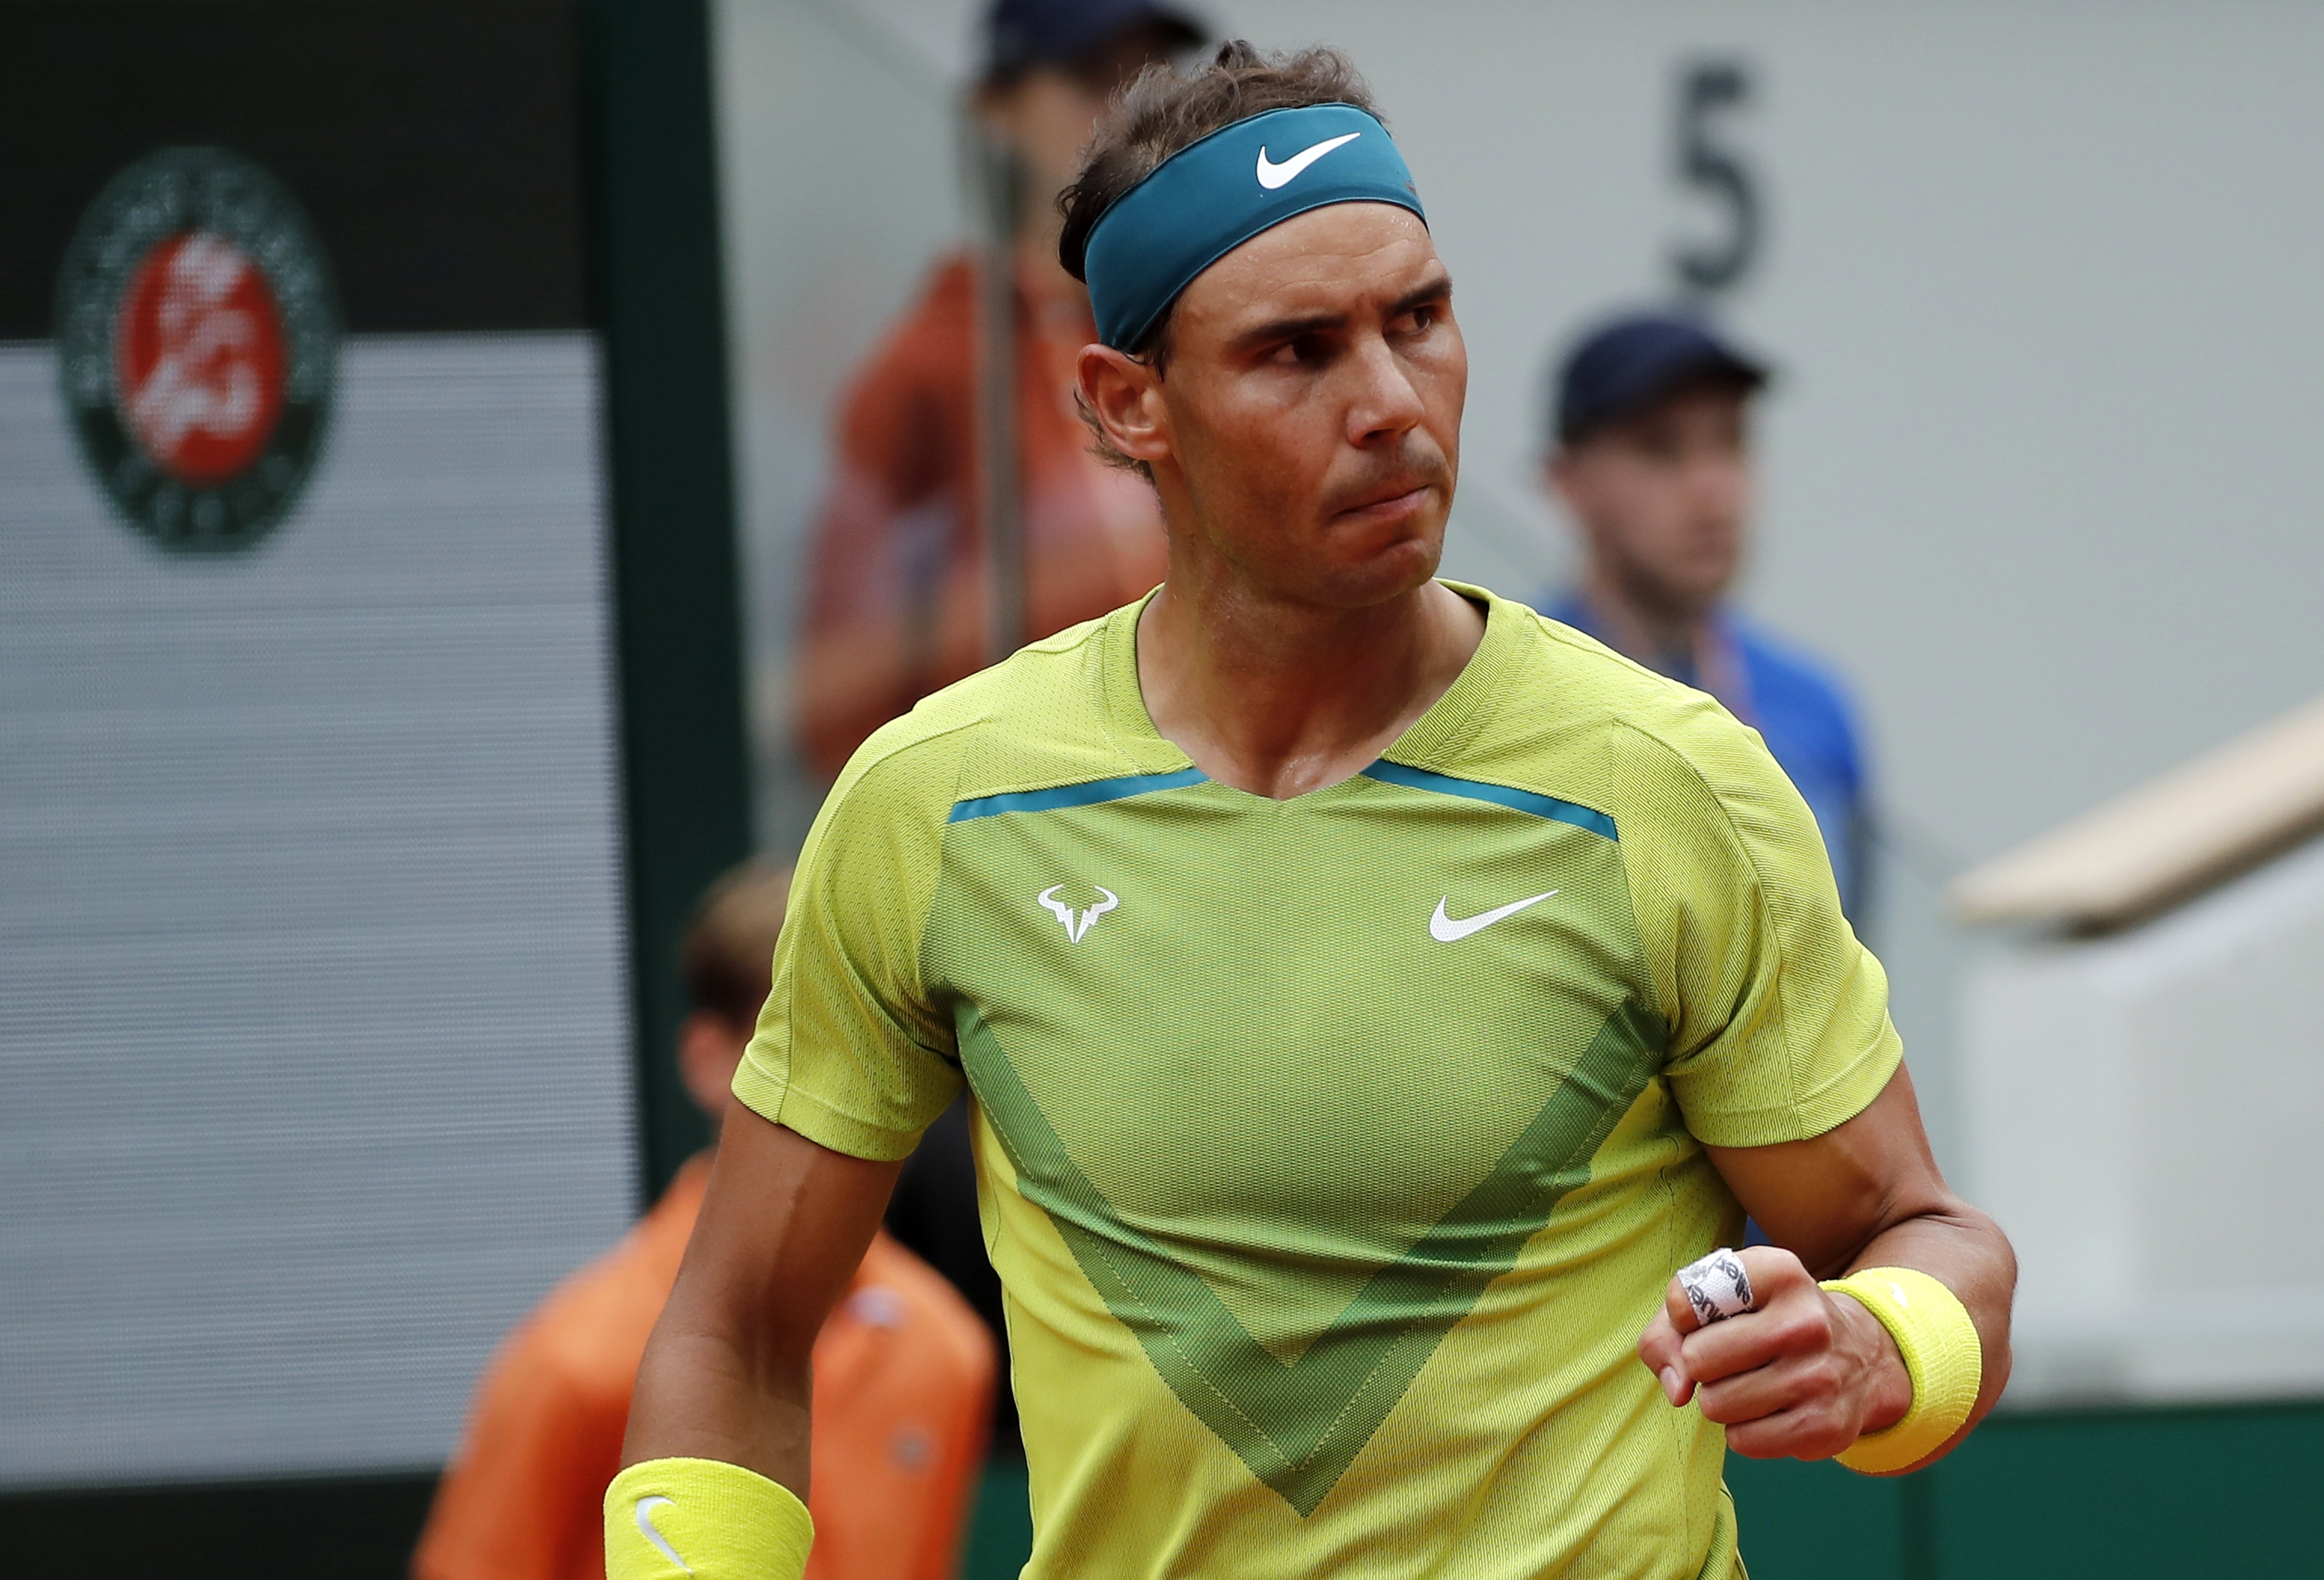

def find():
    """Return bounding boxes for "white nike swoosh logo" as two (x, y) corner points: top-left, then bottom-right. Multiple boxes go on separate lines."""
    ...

(634, 1495), (693, 1573)
(1255, 131), (1362, 190)
(1430, 890), (1558, 942)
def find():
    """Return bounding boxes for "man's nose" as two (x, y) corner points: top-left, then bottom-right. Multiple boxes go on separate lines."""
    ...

(1684, 448), (1747, 507)
(1344, 334), (1427, 446)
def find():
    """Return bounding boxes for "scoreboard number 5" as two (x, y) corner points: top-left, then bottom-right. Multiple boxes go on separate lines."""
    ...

(1669, 58), (1762, 298)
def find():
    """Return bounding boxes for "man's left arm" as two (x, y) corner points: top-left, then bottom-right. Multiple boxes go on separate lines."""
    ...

(1637, 1061), (2015, 1471)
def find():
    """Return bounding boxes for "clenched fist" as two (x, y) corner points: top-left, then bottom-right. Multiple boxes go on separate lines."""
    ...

(1637, 1246), (1913, 1461)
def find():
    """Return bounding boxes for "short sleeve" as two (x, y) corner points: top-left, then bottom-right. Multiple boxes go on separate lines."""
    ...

(733, 731), (966, 1161)
(1613, 706), (1901, 1149)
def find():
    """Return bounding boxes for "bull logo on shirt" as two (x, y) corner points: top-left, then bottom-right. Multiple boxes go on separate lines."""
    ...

(1037, 884), (1118, 943)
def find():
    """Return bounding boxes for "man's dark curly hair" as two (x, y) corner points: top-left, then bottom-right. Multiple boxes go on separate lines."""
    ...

(1056, 41), (1382, 473)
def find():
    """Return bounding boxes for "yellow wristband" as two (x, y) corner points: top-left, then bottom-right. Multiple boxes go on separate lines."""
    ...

(604, 1456), (814, 1580)
(1819, 1267), (1982, 1475)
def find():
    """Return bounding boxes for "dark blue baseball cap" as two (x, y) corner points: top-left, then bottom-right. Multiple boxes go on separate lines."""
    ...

(1552, 311), (1770, 446)
(985, 0), (1205, 82)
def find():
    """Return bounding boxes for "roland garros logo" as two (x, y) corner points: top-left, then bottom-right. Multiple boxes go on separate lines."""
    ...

(54, 147), (338, 552)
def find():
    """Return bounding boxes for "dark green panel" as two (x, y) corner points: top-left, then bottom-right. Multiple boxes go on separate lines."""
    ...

(0, 1472), (437, 1580)
(1727, 1454), (1907, 1580)
(963, 1461), (1036, 1580)
(1732, 1400), (2324, 1578)
(1932, 1401), (2324, 1578)
(581, 0), (754, 1201)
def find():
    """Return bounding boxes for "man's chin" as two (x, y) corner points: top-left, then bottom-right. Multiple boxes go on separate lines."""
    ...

(1297, 532), (1446, 610)
(1642, 577), (1731, 624)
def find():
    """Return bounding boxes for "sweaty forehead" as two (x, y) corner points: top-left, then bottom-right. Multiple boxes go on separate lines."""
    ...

(1175, 204), (1444, 334)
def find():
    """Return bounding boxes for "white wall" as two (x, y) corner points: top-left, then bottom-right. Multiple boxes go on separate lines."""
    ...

(1964, 835), (2324, 1406)
(713, 0), (2324, 1172)
(713, 0), (968, 844)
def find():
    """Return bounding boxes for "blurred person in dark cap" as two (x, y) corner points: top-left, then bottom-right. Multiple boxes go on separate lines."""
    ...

(1538, 312), (1871, 917)
(794, 0), (1206, 781)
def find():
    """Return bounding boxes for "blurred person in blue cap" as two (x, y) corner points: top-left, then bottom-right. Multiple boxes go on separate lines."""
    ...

(1538, 312), (1871, 918)
(795, 0), (1205, 782)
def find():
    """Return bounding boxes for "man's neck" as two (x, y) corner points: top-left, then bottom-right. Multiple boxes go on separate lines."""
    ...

(1580, 564), (1712, 670)
(1136, 570), (1485, 801)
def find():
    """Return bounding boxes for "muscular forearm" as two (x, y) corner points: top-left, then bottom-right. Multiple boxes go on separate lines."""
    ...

(1740, 1077), (2015, 1457)
(618, 1111), (904, 1496)
(624, 1316), (816, 1495)
(1825, 1200), (2016, 1454)
(1646, 1068), (2018, 1470)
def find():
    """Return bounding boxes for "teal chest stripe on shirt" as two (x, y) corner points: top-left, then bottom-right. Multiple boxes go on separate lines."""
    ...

(958, 1001), (1667, 1516)
(948, 767), (1208, 824)
(1361, 760), (1619, 841)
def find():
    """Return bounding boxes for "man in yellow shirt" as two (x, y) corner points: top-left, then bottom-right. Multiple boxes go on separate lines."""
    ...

(610, 43), (2014, 1580)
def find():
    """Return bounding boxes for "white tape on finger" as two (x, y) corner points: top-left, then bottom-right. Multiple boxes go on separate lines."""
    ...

(1678, 1248), (1755, 1325)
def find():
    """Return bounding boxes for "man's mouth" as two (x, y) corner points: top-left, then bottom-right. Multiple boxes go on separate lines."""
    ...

(1334, 478), (1434, 521)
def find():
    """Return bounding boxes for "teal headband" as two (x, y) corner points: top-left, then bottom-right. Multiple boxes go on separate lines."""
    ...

(1083, 103), (1426, 352)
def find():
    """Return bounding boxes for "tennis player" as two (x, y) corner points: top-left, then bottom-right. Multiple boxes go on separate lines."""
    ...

(608, 43), (2015, 1580)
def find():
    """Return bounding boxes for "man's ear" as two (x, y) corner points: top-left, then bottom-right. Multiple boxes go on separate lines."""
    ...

(1077, 343), (1172, 466)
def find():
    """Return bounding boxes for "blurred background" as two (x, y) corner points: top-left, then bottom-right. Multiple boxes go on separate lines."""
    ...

(5, 1), (2322, 1576)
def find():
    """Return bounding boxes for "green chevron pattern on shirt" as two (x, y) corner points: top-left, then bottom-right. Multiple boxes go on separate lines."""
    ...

(961, 997), (1667, 1512)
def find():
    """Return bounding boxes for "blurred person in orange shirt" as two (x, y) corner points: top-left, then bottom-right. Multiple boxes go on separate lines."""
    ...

(796, 0), (1204, 779)
(412, 862), (994, 1580)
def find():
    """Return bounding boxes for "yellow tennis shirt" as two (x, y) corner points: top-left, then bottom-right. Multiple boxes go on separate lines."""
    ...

(737, 584), (1901, 1579)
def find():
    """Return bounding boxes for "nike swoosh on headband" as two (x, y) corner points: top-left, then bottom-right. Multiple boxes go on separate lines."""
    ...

(1083, 104), (1422, 350)
(1255, 131), (1362, 190)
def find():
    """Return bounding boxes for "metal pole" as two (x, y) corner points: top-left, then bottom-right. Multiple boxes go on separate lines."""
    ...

(971, 117), (1025, 666)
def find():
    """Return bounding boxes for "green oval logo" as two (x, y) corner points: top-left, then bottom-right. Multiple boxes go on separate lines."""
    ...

(54, 147), (340, 553)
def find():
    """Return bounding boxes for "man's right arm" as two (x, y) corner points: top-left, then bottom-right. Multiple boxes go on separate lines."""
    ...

(621, 1100), (904, 1495)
